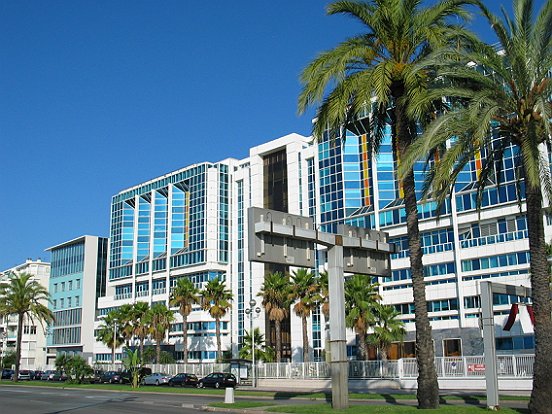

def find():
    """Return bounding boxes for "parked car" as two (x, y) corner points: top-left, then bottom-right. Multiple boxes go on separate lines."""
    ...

(99, 371), (124, 384)
(1, 369), (14, 380)
(41, 370), (67, 381)
(33, 370), (44, 380)
(15, 370), (32, 380)
(168, 373), (198, 387)
(197, 372), (236, 389)
(142, 372), (171, 386)
(120, 367), (152, 384)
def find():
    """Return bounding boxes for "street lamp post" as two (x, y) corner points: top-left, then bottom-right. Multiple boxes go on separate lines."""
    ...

(244, 299), (261, 387)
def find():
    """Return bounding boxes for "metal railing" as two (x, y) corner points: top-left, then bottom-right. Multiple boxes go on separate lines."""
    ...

(89, 354), (534, 381)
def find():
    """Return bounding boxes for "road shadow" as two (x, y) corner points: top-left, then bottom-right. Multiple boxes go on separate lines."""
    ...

(273, 391), (331, 402)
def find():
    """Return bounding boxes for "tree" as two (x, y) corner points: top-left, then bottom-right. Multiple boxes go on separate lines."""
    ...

(0, 272), (54, 382)
(114, 304), (134, 346)
(317, 271), (330, 319)
(401, 0), (552, 410)
(344, 274), (380, 360)
(169, 277), (200, 364)
(258, 272), (291, 363)
(131, 302), (151, 359)
(149, 303), (174, 363)
(298, 0), (476, 407)
(63, 355), (93, 384)
(369, 304), (406, 361)
(201, 277), (233, 363)
(95, 310), (124, 364)
(239, 327), (275, 363)
(290, 268), (320, 362)
(122, 348), (141, 389)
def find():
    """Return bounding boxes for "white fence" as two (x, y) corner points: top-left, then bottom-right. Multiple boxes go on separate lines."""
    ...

(90, 354), (534, 381)
(256, 354), (534, 380)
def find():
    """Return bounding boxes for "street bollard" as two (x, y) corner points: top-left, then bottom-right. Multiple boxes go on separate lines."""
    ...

(224, 387), (235, 404)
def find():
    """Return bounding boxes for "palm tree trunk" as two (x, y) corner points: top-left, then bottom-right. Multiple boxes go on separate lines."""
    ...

(14, 313), (24, 382)
(183, 315), (188, 364)
(525, 181), (552, 414)
(216, 317), (222, 363)
(302, 315), (309, 362)
(394, 84), (439, 409)
(139, 337), (144, 360)
(275, 319), (282, 363)
(358, 329), (368, 361)
(156, 339), (161, 363)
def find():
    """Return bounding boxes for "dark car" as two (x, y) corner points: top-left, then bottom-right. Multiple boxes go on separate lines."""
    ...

(120, 367), (152, 384)
(33, 370), (44, 380)
(168, 373), (198, 387)
(99, 370), (123, 384)
(41, 370), (67, 381)
(1, 369), (14, 380)
(197, 372), (236, 389)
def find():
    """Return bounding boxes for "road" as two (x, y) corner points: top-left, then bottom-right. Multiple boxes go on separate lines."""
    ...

(0, 385), (222, 414)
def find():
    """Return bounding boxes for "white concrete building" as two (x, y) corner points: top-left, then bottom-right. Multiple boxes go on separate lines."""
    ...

(0, 259), (51, 369)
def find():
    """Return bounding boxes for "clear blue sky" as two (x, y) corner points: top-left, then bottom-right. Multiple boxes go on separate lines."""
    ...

(0, 0), (542, 270)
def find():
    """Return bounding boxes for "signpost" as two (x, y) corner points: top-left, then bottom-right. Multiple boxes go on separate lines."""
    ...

(248, 207), (393, 409)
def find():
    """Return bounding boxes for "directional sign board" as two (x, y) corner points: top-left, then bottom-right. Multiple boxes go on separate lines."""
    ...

(338, 224), (392, 277)
(248, 207), (317, 268)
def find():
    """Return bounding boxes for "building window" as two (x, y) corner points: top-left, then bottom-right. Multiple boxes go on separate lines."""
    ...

(68, 281), (72, 291)
(443, 338), (462, 356)
(75, 296), (80, 307)
(61, 282), (65, 292)
(67, 297), (72, 308)
(54, 283), (58, 293)
(76, 279), (81, 289)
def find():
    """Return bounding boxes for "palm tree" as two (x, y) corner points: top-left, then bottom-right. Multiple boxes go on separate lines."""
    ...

(401, 1), (552, 410)
(96, 310), (124, 364)
(344, 274), (380, 360)
(239, 327), (275, 362)
(131, 302), (150, 359)
(114, 303), (134, 346)
(369, 304), (406, 361)
(317, 271), (330, 319)
(297, 1), (476, 407)
(169, 277), (199, 364)
(149, 303), (174, 363)
(201, 277), (233, 363)
(290, 268), (320, 362)
(258, 272), (292, 363)
(0, 272), (54, 382)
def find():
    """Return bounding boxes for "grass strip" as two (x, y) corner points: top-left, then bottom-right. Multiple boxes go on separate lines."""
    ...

(266, 404), (528, 414)
(210, 402), (277, 409)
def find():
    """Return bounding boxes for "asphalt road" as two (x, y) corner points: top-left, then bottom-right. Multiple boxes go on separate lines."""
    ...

(0, 385), (222, 414)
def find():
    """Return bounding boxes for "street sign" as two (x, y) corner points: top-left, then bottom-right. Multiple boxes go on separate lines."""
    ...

(248, 207), (316, 268)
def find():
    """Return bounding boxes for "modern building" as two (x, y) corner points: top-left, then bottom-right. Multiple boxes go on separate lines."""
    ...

(0, 259), (51, 369)
(94, 127), (544, 362)
(45, 235), (108, 365)
(95, 160), (237, 362)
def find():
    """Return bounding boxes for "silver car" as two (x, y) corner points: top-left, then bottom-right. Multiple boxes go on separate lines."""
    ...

(142, 372), (171, 386)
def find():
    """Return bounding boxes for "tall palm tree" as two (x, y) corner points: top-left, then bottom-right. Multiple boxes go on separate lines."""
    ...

(344, 274), (380, 360)
(369, 304), (406, 361)
(317, 271), (330, 319)
(0, 272), (54, 382)
(258, 272), (292, 363)
(201, 277), (232, 363)
(114, 303), (134, 346)
(149, 303), (174, 363)
(401, 1), (552, 410)
(169, 278), (199, 364)
(131, 302), (150, 359)
(290, 268), (320, 362)
(96, 310), (124, 364)
(298, 0), (476, 407)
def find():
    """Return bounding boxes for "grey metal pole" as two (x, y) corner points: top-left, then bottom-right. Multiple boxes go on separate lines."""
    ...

(480, 281), (499, 409)
(328, 242), (348, 409)
(251, 315), (255, 387)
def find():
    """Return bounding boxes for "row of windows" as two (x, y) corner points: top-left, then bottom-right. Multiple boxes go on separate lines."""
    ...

(53, 308), (82, 327)
(461, 252), (530, 272)
(170, 321), (229, 332)
(52, 296), (80, 310)
(50, 242), (84, 278)
(53, 279), (81, 293)
(52, 327), (81, 345)
(384, 262), (455, 283)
